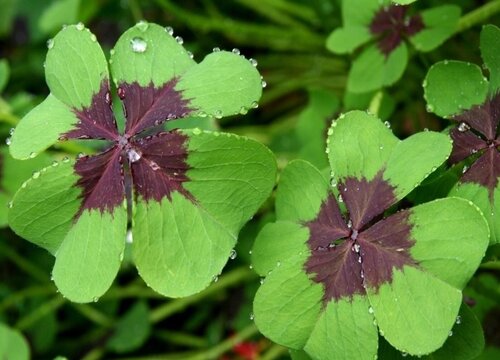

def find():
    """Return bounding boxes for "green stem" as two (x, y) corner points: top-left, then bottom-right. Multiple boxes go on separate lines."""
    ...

(149, 267), (256, 323)
(71, 304), (114, 327)
(0, 243), (49, 283)
(154, 330), (208, 348)
(456, 0), (500, 33)
(261, 344), (288, 360)
(0, 285), (55, 312)
(15, 296), (65, 331)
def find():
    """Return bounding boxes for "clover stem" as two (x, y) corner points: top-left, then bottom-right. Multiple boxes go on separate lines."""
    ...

(456, 0), (500, 33)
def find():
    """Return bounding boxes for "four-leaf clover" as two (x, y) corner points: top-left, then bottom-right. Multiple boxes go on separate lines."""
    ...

(424, 24), (500, 244)
(8, 22), (277, 302)
(252, 111), (489, 359)
(326, 0), (460, 93)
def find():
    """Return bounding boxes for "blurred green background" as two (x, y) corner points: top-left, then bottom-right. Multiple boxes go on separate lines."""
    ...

(1, 0), (500, 359)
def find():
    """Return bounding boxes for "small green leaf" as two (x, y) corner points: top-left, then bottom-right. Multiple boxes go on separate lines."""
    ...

(9, 95), (78, 160)
(410, 198), (489, 288)
(176, 51), (262, 118)
(410, 5), (461, 52)
(110, 22), (195, 87)
(8, 161), (81, 254)
(480, 24), (500, 93)
(52, 208), (127, 303)
(326, 27), (372, 54)
(368, 266), (462, 356)
(0, 323), (30, 360)
(275, 159), (329, 223)
(304, 295), (378, 360)
(348, 43), (408, 93)
(423, 61), (488, 118)
(253, 254), (323, 349)
(107, 301), (151, 353)
(45, 24), (109, 109)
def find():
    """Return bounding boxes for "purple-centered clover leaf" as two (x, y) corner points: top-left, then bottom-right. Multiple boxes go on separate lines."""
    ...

(252, 111), (489, 359)
(326, 0), (460, 93)
(8, 22), (276, 302)
(424, 24), (500, 244)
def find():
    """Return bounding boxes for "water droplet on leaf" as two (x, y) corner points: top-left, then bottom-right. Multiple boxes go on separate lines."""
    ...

(368, 306), (374, 314)
(214, 110), (223, 119)
(7, 201), (13, 208)
(213, 47), (221, 52)
(29, 152), (37, 158)
(47, 38), (54, 49)
(136, 20), (149, 32)
(261, 80), (267, 88)
(249, 313), (254, 320)
(384, 121), (391, 128)
(229, 249), (237, 260)
(5, 137), (11, 146)
(232, 48), (240, 55)
(249, 58), (258, 67)
(130, 37), (147, 53)
(165, 26), (174, 35)
(338, 194), (343, 203)
(62, 156), (70, 163)
(455, 315), (462, 324)
(32, 171), (40, 179)
(175, 36), (183, 44)
(192, 128), (202, 135)
(458, 122), (470, 132)
(127, 148), (142, 163)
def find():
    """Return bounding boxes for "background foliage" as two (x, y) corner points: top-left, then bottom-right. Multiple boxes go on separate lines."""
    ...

(1, 0), (500, 359)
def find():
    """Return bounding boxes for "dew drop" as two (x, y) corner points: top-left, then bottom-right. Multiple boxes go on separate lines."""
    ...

(62, 156), (70, 163)
(229, 249), (237, 260)
(9, 128), (15, 136)
(425, 104), (434, 113)
(368, 306), (374, 314)
(175, 36), (184, 44)
(338, 194), (344, 203)
(7, 201), (13, 209)
(127, 148), (142, 163)
(462, 165), (468, 174)
(32, 171), (40, 179)
(448, 330), (453, 337)
(192, 128), (202, 135)
(29, 152), (37, 158)
(455, 315), (462, 325)
(249, 313), (255, 320)
(458, 122), (470, 132)
(130, 37), (147, 53)
(248, 250), (252, 255)
(260, 278), (265, 284)
(118, 87), (126, 99)
(136, 20), (149, 32)
(239, 106), (248, 115)
(277, 261), (281, 267)
(232, 48), (240, 55)
(75, 22), (84, 30)
(353, 243), (360, 253)
(251, 101), (259, 109)
(249, 58), (258, 67)
(444, 60), (449, 65)
(330, 178), (337, 187)
(213, 47), (221, 52)
(47, 38), (54, 49)
(214, 110), (223, 119)
(5, 137), (11, 146)
(347, 219), (353, 229)
(212, 275), (219, 283)
(77, 152), (86, 159)
(92, 297), (99, 302)
(384, 120), (391, 128)
(150, 161), (160, 171)
(249, 264), (253, 269)
(165, 26), (174, 35)
(187, 51), (194, 59)
(52, 160), (59, 167)
(90, 34), (97, 42)
(126, 230), (133, 244)
(401, 352), (408, 357)
(261, 80), (267, 88)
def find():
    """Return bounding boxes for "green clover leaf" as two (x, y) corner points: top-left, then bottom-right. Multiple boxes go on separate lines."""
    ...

(326, 0), (460, 93)
(8, 22), (276, 302)
(424, 24), (500, 244)
(252, 111), (489, 359)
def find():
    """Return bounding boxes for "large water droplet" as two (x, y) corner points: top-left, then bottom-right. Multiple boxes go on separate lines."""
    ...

(130, 37), (147, 53)
(232, 48), (240, 55)
(175, 36), (184, 44)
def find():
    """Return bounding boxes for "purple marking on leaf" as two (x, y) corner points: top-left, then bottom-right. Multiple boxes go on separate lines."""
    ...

(130, 131), (193, 202)
(453, 93), (500, 140)
(339, 170), (397, 230)
(120, 79), (194, 136)
(305, 175), (416, 304)
(451, 93), (500, 198)
(449, 129), (487, 164)
(357, 210), (416, 290)
(64, 80), (119, 141)
(461, 148), (500, 199)
(370, 5), (424, 55)
(305, 194), (350, 251)
(74, 146), (125, 217)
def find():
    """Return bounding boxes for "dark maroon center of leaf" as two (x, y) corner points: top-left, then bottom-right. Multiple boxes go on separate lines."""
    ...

(63, 79), (196, 218)
(450, 93), (500, 199)
(370, 5), (424, 55)
(305, 172), (416, 305)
